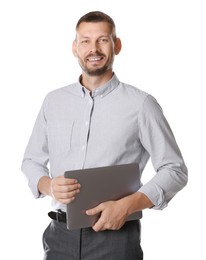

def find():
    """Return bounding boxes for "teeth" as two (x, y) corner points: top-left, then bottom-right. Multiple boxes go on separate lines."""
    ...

(88, 57), (102, 61)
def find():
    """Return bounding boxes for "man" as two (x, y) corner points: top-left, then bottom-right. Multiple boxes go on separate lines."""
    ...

(22, 11), (188, 259)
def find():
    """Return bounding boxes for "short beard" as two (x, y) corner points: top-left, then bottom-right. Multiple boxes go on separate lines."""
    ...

(81, 65), (111, 76)
(79, 58), (114, 76)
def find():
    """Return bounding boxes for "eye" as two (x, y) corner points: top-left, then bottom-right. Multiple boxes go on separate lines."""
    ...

(98, 38), (109, 44)
(81, 39), (89, 44)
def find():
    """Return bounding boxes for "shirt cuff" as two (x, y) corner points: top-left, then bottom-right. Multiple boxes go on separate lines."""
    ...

(27, 174), (47, 199)
(138, 183), (168, 210)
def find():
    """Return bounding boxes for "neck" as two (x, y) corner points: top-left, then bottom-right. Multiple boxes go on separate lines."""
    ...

(81, 70), (113, 91)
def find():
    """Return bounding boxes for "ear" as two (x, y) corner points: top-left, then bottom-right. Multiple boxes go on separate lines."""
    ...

(72, 40), (78, 57)
(114, 38), (122, 55)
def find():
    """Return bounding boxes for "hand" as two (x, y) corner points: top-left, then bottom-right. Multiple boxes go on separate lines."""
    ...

(50, 175), (81, 204)
(86, 200), (128, 232)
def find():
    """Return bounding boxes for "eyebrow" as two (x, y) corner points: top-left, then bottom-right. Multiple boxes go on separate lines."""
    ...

(79, 35), (111, 40)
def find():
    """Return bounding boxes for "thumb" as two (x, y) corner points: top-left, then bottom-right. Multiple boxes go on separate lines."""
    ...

(86, 204), (103, 216)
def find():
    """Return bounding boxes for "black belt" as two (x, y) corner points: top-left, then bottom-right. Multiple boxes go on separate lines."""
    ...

(48, 210), (67, 223)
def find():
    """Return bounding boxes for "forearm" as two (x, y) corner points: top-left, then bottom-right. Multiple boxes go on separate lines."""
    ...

(120, 192), (154, 216)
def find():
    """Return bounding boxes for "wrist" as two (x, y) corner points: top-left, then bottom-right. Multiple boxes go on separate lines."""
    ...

(121, 192), (154, 215)
(38, 176), (52, 197)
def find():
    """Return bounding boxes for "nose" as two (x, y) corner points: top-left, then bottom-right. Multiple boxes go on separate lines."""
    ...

(89, 41), (100, 53)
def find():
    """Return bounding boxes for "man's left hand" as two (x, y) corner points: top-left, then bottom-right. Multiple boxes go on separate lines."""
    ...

(86, 200), (128, 232)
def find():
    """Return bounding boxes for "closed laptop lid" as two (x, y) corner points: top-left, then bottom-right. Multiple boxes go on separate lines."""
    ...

(64, 163), (142, 230)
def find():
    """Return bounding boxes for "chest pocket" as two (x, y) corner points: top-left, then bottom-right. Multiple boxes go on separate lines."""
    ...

(47, 121), (74, 156)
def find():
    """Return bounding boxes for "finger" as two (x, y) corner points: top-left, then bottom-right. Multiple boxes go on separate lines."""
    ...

(57, 183), (81, 193)
(56, 176), (79, 185)
(51, 177), (80, 192)
(51, 186), (80, 203)
(55, 188), (80, 199)
(92, 220), (102, 232)
(86, 204), (103, 216)
(58, 196), (76, 204)
(91, 215), (108, 232)
(92, 216), (124, 232)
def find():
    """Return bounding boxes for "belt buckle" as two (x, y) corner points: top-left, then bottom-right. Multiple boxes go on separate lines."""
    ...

(56, 209), (62, 222)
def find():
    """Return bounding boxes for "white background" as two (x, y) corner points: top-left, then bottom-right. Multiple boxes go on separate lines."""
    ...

(0, 0), (205, 259)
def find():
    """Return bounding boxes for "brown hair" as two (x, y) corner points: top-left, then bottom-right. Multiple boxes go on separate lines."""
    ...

(76, 11), (116, 41)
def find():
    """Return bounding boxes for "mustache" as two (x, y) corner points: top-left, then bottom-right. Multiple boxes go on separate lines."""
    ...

(86, 52), (105, 59)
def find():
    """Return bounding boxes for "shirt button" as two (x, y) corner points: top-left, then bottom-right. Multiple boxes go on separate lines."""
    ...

(85, 121), (89, 125)
(82, 145), (85, 150)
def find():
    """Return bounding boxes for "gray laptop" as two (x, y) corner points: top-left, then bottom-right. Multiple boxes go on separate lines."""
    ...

(64, 163), (142, 230)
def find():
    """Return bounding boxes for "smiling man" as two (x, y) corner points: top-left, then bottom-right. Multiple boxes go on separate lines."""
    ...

(22, 11), (188, 260)
(73, 19), (120, 78)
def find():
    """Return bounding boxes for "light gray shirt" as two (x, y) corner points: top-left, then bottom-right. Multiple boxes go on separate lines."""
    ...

(21, 74), (188, 211)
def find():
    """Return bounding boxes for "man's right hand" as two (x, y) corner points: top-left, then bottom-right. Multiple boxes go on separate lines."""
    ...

(38, 175), (81, 204)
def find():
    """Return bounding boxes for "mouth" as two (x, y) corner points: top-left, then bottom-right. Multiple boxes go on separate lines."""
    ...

(86, 55), (105, 63)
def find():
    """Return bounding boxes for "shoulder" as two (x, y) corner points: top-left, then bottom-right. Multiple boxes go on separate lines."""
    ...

(46, 83), (78, 99)
(118, 81), (160, 109)
(117, 80), (164, 120)
(42, 82), (80, 105)
(119, 81), (149, 99)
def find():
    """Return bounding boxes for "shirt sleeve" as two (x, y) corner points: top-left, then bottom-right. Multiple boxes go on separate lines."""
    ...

(21, 97), (49, 199)
(138, 95), (188, 210)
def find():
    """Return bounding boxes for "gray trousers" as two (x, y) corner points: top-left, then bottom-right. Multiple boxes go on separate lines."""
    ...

(43, 220), (143, 260)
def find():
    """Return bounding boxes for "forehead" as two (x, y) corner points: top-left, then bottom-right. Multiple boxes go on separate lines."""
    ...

(76, 22), (112, 38)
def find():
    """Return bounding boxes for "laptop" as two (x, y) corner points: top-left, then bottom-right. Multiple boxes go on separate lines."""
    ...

(64, 163), (142, 230)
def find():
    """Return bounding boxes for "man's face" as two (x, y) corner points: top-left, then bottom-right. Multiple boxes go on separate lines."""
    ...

(73, 22), (117, 76)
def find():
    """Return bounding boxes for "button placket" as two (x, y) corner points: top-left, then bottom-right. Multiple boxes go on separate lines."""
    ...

(77, 96), (94, 168)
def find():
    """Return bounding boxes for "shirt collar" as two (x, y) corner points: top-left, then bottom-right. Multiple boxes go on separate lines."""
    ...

(77, 73), (120, 98)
